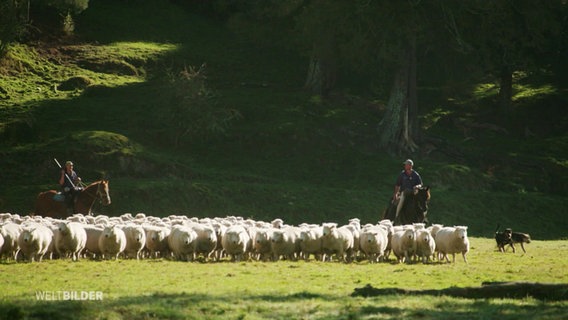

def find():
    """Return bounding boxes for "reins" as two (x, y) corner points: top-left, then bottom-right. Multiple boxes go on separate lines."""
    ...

(77, 181), (106, 214)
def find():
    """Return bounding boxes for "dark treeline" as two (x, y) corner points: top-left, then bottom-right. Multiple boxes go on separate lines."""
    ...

(2, 0), (567, 155)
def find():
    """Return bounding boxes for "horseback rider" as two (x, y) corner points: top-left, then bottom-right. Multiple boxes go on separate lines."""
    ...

(392, 159), (423, 220)
(59, 160), (82, 213)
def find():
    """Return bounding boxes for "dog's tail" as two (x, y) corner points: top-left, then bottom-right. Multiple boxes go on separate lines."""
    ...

(495, 223), (501, 233)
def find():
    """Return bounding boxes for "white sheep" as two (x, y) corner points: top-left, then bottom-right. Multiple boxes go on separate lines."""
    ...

(270, 226), (300, 261)
(391, 226), (416, 264)
(83, 225), (104, 259)
(54, 221), (87, 261)
(0, 233), (4, 259)
(144, 225), (171, 259)
(299, 226), (323, 261)
(210, 222), (227, 261)
(252, 228), (273, 261)
(271, 218), (284, 229)
(221, 225), (251, 262)
(427, 224), (444, 239)
(359, 226), (389, 263)
(321, 223), (354, 262)
(378, 220), (394, 261)
(17, 224), (53, 262)
(415, 228), (436, 263)
(190, 223), (218, 261)
(168, 225), (198, 261)
(121, 224), (147, 260)
(98, 226), (127, 260)
(0, 222), (22, 260)
(435, 226), (470, 263)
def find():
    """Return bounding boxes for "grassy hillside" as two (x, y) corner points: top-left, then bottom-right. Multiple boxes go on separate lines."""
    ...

(1, 1), (567, 239)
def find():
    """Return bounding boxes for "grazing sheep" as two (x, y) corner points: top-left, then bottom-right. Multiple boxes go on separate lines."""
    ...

(359, 226), (389, 263)
(221, 225), (251, 262)
(391, 226), (416, 264)
(321, 223), (354, 262)
(121, 225), (147, 260)
(83, 225), (104, 259)
(98, 226), (127, 260)
(17, 224), (53, 262)
(168, 225), (198, 261)
(415, 228), (436, 263)
(435, 226), (470, 263)
(0, 222), (22, 260)
(299, 226), (323, 261)
(145, 225), (171, 259)
(54, 222), (87, 261)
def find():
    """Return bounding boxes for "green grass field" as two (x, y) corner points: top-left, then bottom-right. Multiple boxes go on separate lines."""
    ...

(1, 238), (567, 320)
(1, 1), (568, 318)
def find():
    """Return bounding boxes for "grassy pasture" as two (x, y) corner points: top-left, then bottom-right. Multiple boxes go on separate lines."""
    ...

(1, 1), (568, 318)
(1, 238), (567, 319)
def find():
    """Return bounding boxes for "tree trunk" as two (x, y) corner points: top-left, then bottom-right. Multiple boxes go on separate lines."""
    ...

(498, 66), (513, 115)
(377, 41), (419, 155)
(304, 39), (336, 97)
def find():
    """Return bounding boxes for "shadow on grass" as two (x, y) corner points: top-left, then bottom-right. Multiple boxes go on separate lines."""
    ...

(1, 290), (567, 320)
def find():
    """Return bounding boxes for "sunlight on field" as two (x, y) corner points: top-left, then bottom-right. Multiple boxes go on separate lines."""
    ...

(1, 238), (566, 301)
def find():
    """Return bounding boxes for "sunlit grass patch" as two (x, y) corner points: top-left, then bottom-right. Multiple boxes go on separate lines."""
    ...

(472, 82), (499, 99)
(513, 84), (557, 101)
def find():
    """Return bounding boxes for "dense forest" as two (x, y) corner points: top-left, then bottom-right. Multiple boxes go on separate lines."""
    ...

(1, 0), (567, 238)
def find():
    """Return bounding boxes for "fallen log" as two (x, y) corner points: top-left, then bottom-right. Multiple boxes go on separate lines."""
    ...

(351, 282), (568, 301)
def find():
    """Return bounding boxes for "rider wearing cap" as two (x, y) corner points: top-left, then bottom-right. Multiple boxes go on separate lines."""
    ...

(392, 159), (423, 220)
(59, 161), (82, 213)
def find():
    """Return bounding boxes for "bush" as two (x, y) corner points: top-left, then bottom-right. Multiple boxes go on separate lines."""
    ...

(161, 64), (241, 146)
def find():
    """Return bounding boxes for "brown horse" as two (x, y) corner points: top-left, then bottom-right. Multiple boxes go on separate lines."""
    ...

(382, 186), (430, 225)
(34, 180), (111, 218)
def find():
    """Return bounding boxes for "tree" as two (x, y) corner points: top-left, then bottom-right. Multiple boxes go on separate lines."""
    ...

(296, 0), (344, 97)
(35, 0), (89, 35)
(0, 0), (27, 58)
(448, 1), (566, 115)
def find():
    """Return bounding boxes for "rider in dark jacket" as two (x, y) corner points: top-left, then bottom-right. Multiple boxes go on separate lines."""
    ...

(59, 161), (82, 213)
(392, 159), (422, 220)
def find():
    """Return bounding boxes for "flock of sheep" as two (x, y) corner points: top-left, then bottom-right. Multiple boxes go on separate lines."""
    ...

(0, 212), (470, 264)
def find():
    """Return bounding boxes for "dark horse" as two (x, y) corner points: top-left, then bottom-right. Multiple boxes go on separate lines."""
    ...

(34, 180), (111, 218)
(382, 186), (430, 225)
